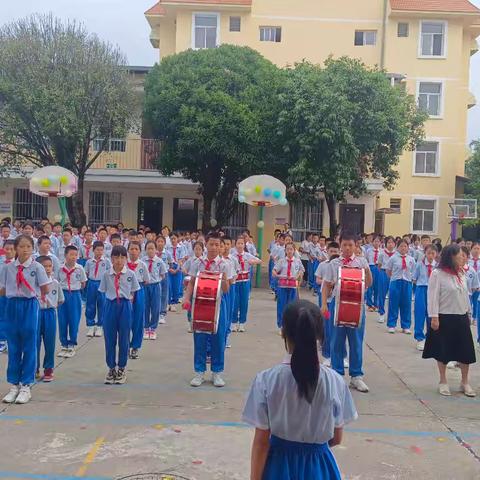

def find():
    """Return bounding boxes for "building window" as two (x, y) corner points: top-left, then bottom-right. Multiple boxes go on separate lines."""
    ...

(414, 141), (439, 175)
(390, 198), (401, 212)
(89, 191), (122, 229)
(193, 13), (219, 49)
(13, 188), (48, 221)
(230, 16), (241, 32)
(354, 30), (377, 46)
(224, 202), (248, 238)
(92, 138), (126, 152)
(397, 23), (409, 37)
(420, 21), (446, 57)
(289, 199), (323, 242)
(260, 26), (282, 43)
(418, 82), (442, 117)
(412, 198), (436, 233)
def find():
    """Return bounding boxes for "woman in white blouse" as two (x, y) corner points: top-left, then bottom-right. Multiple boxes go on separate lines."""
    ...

(423, 244), (476, 397)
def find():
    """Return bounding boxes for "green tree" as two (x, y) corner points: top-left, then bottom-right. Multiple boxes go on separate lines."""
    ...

(0, 14), (137, 225)
(278, 57), (427, 235)
(144, 44), (285, 229)
(466, 140), (480, 198)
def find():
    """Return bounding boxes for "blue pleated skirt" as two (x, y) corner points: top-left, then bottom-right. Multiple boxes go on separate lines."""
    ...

(263, 435), (341, 480)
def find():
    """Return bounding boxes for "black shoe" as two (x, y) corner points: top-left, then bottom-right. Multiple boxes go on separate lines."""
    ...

(105, 368), (116, 384)
(130, 348), (139, 360)
(115, 368), (127, 384)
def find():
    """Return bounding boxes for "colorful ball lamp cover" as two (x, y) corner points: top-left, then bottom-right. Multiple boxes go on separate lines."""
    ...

(238, 175), (287, 207)
(29, 166), (78, 197)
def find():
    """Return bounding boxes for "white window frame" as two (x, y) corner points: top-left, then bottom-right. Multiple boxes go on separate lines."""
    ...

(412, 139), (441, 177)
(418, 20), (448, 59)
(416, 79), (445, 119)
(259, 26), (282, 43)
(289, 199), (323, 242)
(192, 12), (220, 50)
(354, 30), (377, 46)
(88, 191), (122, 229)
(411, 196), (438, 235)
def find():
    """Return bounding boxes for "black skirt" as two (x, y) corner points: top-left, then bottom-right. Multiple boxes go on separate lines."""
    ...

(423, 313), (476, 365)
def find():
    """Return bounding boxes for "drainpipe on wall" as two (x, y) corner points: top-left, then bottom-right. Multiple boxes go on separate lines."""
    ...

(380, 0), (388, 69)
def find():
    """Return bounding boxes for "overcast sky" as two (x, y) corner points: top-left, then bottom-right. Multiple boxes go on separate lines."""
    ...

(1, 0), (479, 142)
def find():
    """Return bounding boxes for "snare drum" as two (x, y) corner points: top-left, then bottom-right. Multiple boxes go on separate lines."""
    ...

(191, 272), (222, 334)
(334, 267), (365, 328)
(236, 271), (249, 282)
(278, 277), (297, 288)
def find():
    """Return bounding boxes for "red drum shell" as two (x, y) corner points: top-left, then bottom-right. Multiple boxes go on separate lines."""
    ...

(334, 267), (364, 329)
(191, 272), (222, 334)
(237, 272), (249, 282)
(278, 277), (297, 288)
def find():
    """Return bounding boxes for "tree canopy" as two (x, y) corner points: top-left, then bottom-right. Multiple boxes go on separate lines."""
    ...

(0, 14), (137, 225)
(144, 44), (286, 229)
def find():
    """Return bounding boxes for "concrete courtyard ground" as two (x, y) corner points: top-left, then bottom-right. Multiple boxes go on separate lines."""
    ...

(0, 288), (480, 480)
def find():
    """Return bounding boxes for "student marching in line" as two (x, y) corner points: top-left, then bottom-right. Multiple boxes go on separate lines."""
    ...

(309, 236), (327, 297)
(385, 240), (416, 334)
(144, 240), (167, 339)
(182, 241), (205, 332)
(156, 235), (172, 324)
(243, 300), (357, 480)
(413, 245), (438, 351)
(127, 241), (150, 359)
(35, 256), (64, 382)
(268, 230), (282, 292)
(308, 233), (320, 292)
(99, 245), (140, 385)
(183, 232), (230, 388)
(230, 236), (262, 332)
(0, 240), (14, 354)
(273, 243), (304, 333)
(0, 235), (51, 404)
(299, 232), (312, 288)
(321, 233), (372, 393)
(167, 232), (186, 312)
(270, 234), (286, 296)
(376, 236), (396, 324)
(57, 246), (87, 357)
(365, 236), (382, 312)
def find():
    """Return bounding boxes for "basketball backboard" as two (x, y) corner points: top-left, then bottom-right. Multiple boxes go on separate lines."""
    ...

(448, 198), (477, 220)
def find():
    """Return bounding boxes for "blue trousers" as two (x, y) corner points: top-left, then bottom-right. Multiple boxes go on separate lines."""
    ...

(0, 296), (6, 342)
(85, 280), (105, 327)
(223, 290), (233, 340)
(387, 280), (412, 329)
(377, 269), (390, 316)
(414, 285), (430, 341)
(103, 298), (132, 369)
(330, 298), (365, 377)
(145, 282), (161, 330)
(58, 290), (82, 347)
(320, 296), (334, 359)
(78, 259), (87, 302)
(37, 308), (56, 370)
(276, 287), (298, 328)
(131, 285), (145, 349)
(160, 276), (169, 317)
(308, 260), (315, 289)
(233, 281), (250, 325)
(268, 259), (275, 290)
(168, 267), (183, 305)
(471, 291), (479, 322)
(193, 296), (227, 373)
(5, 297), (39, 386)
(366, 265), (380, 308)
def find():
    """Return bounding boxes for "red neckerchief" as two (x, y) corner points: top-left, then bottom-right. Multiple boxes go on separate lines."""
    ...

(93, 259), (101, 278)
(148, 258), (153, 273)
(385, 250), (395, 257)
(114, 271), (122, 302)
(424, 259), (433, 277)
(5, 258), (12, 264)
(342, 256), (354, 266)
(173, 247), (177, 262)
(84, 244), (92, 259)
(62, 266), (76, 291)
(373, 250), (379, 264)
(16, 264), (35, 293)
(128, 261), (138, 271)
(205, 258), (215, 271)
(238, 253), (245, 271)
(401, 255), (407, 270)
(474, 259), (478, 272)
(287, 258), (293, 277)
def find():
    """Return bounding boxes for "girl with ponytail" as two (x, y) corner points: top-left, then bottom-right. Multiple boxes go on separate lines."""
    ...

(243, 300), (357, 480)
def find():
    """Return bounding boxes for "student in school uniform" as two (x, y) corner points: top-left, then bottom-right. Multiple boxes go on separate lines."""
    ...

(460, 246), (480, 315)
(321, 233), (372, 393)
(299, 232), (312, 287)
(79, 230), (95, 266)
(385, 240), (416, 334)
(243, 300), (357, 480)
(219, 237), (237, 346)
(273, 243), (304, 332)
(167, 232), (186, 312)
(308, 233), (321, 291)
(413, 245), (438, 351)
(365, 236), (382, 312)
(143, 240), (167, 339)
(127, 241), (149, 359)
(35, 256), (64, 382)
(309, 238), (326, 297)
(32, 235), (61, 276)
(268, 230), (282, 291)
(183, 232), (230, 388)
(57, 246), (87, 358)
(468, 242), (480, 328)
(182, 241), (205, 332)
(0, 240), (15, 354)
(376, 236), (397, 324)
(99, 245), (140, 385)
(270, 234), (287, 296)
(56, 228), (75, 263)
(97, 228), (113, 258)
(0, 235), (51, 404)
(230, 236), (262, 332)
(156, 235), (172, 324)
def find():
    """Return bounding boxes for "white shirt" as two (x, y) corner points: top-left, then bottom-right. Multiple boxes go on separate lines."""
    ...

(99, 265), (140, 301)
(427, 268), (471, 317)
(58, 264), (87, 291)
(0, 257), (51, 298)
(242, 356), (357, 444)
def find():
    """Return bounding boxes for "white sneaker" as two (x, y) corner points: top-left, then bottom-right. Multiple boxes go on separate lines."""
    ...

(150, 330), (157, 340)
(343, 359), (349, 369)
(159, 316), (166, 325)
(377, 314), (385, 324)
(416, 340), (425, 351)
(238, 325), (246, 332)
(64, 347), (76, 358)
(190, 373), (205, 387)
(212, 373), (226, 388)
(226, 342), (231, 348)
(277, 329), (283, 336)
(2, 385), (19, 403)
(322, 358), (331, 367)
(232, 324), (239, 332)
(57, 347), (68, 357)
(94, 326), (103, 337)
(187, 323), (193, 333)
(350, 376), (369, 393)
(170, 305), (177, 313)
(143, 329), (150, 340)
(447, 361), (458, 369)
(387, 327), (395, 334)
(402, 329), (412, 335)
(86, 326), (95, 337)
(15, 385), (32, 404)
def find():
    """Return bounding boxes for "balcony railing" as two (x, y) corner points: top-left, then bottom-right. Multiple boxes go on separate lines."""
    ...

(90, 138), (161, 170)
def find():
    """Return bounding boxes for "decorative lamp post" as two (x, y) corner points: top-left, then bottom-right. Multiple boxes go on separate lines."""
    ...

(238, 175), (287, 288)
(29, 166), (78, 226)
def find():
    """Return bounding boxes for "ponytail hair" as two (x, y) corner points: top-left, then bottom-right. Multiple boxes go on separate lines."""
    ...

(282, 300), (323, 404)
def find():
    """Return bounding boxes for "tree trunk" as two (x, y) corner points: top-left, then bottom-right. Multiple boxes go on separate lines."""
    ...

(202, 194), (213, 232)
(67, 173), (87, 226)
(325, 192), (338, 237)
